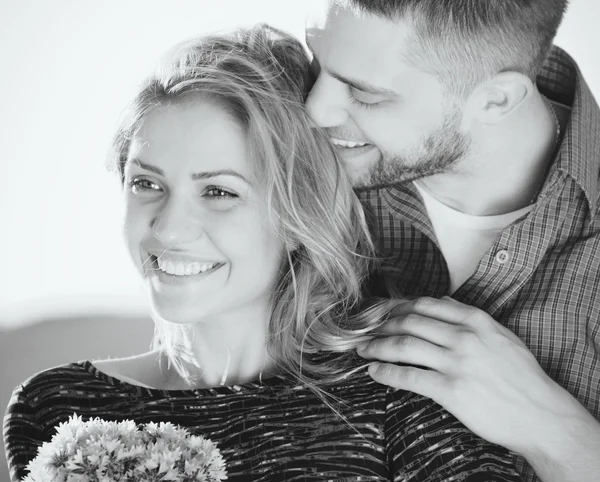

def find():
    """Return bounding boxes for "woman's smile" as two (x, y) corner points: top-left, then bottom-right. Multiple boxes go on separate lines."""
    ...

(157, 258), (221, 276)
(144, 254), (226, 284)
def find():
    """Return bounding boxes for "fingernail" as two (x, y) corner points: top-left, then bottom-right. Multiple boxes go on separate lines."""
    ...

(368, 362), (380, 373)
(357, 342), (368, 353)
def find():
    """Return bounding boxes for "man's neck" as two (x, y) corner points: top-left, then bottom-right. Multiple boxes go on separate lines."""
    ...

(418, 93), (560, 216)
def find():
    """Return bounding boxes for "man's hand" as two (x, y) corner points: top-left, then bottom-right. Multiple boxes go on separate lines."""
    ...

(357, 296), (597, 463)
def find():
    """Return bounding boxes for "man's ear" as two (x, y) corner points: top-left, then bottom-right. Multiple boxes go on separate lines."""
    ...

(466, 71), (533, 125)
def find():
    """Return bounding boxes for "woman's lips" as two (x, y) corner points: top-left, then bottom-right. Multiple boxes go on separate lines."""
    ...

(146, 254), (224, 278)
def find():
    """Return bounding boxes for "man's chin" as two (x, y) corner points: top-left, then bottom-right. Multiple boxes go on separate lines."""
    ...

(337, 145), (380, 183)
(351, 166), (432, 190)
(336, 143), (378, 164)
(338, 146), (444, 189)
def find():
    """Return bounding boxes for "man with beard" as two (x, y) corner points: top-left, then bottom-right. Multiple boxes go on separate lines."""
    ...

(306, 1), (600, 482)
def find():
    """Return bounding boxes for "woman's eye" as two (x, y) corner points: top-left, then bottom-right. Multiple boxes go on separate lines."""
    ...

(204, 187), (238, 200)
(204, 186), (239, 200)
(129, 178), (161, 194)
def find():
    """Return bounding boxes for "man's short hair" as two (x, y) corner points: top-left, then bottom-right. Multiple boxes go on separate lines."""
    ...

(342, 0), (569, 96)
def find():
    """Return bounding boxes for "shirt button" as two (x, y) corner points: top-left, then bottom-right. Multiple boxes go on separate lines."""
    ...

(495, 250), (510, 264)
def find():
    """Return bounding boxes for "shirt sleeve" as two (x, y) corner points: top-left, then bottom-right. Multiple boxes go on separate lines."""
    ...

(386, 389), (522, 481)
(3, 383), (45, 482)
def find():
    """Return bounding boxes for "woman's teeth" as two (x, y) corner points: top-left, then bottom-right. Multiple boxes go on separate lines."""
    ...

(156, 257), (219, 276)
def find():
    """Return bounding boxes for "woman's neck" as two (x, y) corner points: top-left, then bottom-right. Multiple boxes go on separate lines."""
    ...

(159, 303), (278, 390)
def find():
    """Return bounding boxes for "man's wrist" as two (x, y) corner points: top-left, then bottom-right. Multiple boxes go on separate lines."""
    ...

(522, 384), (600, 481)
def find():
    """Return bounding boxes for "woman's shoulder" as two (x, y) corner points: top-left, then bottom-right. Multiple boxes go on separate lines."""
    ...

(6, 352), (160, 411)
(10, 361), (94, 400)
(3, 355), (162, 441)
(91, 351), (162, 389)
(4, 361), (99, 448)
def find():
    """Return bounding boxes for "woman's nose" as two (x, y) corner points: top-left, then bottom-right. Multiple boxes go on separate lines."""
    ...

(151, 196), (205, 246)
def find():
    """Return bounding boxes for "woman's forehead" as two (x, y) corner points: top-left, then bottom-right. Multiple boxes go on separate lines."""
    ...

(130, 101), (251, 176)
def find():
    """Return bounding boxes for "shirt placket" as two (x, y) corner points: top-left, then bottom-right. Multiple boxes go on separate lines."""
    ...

(453, 172), (569, 319)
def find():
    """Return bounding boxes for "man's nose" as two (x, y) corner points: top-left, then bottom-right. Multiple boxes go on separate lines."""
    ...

(306, 75), (350, 128)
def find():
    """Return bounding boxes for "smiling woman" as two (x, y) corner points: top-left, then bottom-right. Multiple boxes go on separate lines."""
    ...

(104, 27), (379, 388)
(122, 102), (281, 327)
(119, 100), (286, 386)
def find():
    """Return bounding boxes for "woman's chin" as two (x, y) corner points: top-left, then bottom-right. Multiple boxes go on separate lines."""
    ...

(147, 295), (208, 325)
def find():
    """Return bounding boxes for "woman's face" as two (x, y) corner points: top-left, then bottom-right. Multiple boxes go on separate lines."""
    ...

(122, 99), (285, 325)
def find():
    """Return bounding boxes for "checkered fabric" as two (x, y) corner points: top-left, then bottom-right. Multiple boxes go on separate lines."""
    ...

(358, 45), (600, 482)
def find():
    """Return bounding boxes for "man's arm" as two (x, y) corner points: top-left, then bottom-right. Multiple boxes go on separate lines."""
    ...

(524, 402), (600, 482)
(358, 296), (600, 482)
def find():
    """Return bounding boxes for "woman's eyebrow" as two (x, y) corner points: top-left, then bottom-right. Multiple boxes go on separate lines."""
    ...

(191, 170), (249, 183)
(130, 159), (164, 176)
(129, 159), (249, 183)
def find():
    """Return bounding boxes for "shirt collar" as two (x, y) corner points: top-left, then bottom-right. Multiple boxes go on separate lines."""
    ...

(538, 46), (600, 214)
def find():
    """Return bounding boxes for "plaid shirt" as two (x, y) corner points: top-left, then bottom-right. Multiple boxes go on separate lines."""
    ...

(358, 46), (600, 482)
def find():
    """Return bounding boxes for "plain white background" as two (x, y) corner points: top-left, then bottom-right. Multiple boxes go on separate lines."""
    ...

(1, 0), (599, 329)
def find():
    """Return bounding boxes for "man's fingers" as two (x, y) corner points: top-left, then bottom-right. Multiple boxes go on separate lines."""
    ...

(367, 362), (444, 401)
(391, 296), (478, 326)
(358, 335), (449, 371)
(377, 314), (459, 348)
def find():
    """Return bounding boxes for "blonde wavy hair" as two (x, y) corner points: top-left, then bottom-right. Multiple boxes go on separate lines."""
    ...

(109, 24), (396, 389)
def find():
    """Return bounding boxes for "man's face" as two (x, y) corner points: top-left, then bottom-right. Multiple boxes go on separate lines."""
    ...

(305, 3), (470, 188)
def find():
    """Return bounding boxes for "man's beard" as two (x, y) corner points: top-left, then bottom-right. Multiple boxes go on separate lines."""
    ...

(354, 111), (471, 189)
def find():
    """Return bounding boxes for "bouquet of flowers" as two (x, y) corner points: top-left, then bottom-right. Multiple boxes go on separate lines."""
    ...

(22, 414), (227, 482)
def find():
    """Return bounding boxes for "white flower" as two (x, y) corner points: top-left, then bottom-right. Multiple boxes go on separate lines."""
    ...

(22, 414), (227, 482)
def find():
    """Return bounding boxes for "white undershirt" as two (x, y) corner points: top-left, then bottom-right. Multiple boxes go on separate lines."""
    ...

(413, 182), (534, 293)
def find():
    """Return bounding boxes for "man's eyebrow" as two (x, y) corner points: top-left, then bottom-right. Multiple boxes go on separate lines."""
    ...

(129, 160), (249, 183)
(304, 33), (397, 97)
